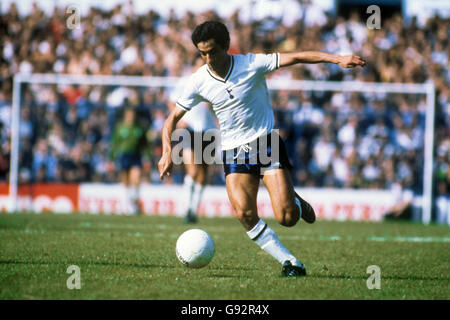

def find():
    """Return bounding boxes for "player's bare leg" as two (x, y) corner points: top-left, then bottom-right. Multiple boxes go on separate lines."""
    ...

(262, 168), (300, 227)
(226, 172), (305, 276)
(183, 149), (197, 179)
(263, 168), (316, 224)
(225, 173), (260, 230)
(195, 163), (208, 185)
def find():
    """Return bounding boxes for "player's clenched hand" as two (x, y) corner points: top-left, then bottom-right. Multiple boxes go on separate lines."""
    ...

(337, 55), (366, 68)
(158, 152), (173, 180)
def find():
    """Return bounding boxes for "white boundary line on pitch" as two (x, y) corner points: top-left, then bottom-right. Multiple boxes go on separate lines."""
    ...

(3, 226), (449, 243)
(366, 236), (450, 243)
(280, 235), (450, 243)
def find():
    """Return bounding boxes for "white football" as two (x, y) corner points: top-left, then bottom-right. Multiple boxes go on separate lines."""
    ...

(176, 229), (215, 268)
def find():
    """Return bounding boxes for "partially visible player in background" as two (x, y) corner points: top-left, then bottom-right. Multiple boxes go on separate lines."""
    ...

(169, 56), (219, 223)
(109, 107), (152, 215)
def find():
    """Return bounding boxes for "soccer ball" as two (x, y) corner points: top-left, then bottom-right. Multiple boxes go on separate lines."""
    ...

(176, 229), (215, 268)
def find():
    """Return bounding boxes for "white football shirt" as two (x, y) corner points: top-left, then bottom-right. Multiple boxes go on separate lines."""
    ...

(170, 79), (218, 132)
(176, 53), (280, 150)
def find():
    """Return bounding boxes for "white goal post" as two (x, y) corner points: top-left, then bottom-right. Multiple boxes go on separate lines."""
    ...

(9, 73), (436, 223)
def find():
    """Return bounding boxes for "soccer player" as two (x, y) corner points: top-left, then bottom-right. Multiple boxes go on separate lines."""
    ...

(110, 107), (151, 215)
(168, 57), (219, 223)
(158, 21), (365, 277)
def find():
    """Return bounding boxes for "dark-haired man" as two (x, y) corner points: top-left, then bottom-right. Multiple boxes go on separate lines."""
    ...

(158, 21), (365, 277)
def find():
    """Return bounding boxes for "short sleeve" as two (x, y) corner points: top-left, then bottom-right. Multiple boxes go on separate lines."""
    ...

(175, 75), (203, 111)
(169, 79), (184, 103)
(250, 52), (280, 74)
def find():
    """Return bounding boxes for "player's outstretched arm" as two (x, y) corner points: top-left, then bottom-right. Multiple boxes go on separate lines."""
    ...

(279, 51), (366, 68)
(158, 106), (186, 179)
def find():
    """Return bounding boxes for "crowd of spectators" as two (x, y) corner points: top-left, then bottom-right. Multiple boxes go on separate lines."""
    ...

(0, 1), (448, 203)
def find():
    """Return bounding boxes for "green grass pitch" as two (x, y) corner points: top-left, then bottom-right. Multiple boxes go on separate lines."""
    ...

(0, 213), (449, 300)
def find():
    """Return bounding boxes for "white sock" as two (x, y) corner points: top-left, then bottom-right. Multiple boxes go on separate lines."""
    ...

(127, 186), (139, 214)
(190, 183), (204, 214)
(247, 219), (302, 267)
(182, 175), (195, 215)
(128, 186), (139, 201)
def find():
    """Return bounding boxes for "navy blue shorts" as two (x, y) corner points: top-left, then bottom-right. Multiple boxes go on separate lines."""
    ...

(222, 130), (293, 178)
(119, 153), (142, 171)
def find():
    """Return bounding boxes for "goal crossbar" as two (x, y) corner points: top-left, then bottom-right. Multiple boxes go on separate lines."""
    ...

(9, 73), (435, 224)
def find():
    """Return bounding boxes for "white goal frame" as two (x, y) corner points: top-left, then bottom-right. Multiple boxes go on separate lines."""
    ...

(9, 73), (436, 223)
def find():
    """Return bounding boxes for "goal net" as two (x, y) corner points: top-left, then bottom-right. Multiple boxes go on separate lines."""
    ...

(7, 73), (436, 223)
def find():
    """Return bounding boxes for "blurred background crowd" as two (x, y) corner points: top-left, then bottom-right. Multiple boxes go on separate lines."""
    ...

(0, 0), (448, 203)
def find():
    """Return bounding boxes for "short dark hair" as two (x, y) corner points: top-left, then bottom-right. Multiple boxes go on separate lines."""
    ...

(191, 21), (230, 51)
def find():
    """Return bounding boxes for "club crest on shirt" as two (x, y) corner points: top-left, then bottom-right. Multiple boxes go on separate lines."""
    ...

(226, 88), (234, 99)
